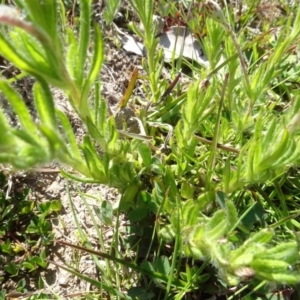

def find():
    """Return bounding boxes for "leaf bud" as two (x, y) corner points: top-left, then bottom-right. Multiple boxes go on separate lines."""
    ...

(204, 0), (228, 25)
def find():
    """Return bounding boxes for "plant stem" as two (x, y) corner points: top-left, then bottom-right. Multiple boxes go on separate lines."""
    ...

(224, 23), (251, 92)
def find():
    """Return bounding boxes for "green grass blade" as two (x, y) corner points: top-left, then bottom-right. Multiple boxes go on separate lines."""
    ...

(56, 240), (186, 288)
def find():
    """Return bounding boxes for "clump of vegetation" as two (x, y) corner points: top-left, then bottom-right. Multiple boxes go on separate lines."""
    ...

(0, 0), (300, 298)
(0, 171), (61, 297)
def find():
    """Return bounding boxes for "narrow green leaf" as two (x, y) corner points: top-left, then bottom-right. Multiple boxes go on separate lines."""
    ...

(86, 117), (107, 150)
(107, 118), (120, 152)
(0, 31), (66, 89)
(1, 204), (14, 220)
(84, 24), (104, 92)
(246, 141), (255, 181)
(103, 0), (121, 25)
(0, 109), (14, 150)
(223, 157), (232, 192)
(33, 80), (57, 129)
(257, 242), (299, 263)
(56, 240), (186, 287)
(118, 130), (153, 141)
(18, 32), (48, 67)
(56, 109), (82, 161)
(250, 259), (290, 273)
(81, 136), (107, 182)
(96, 92), (108, 134)
(206, 210), (227, 240)
(225, 200), (238, 232)
(77, 0), (90, 86)
(271, 138), (297, 168)
(255, 271), (300, 284)
(196, 191), (215, 211)
(182, 199), (199, 225)
(66, 28), (79, 81)
(38, 124), (66, 156)
(230, 229), (273, 264)
(164, 166), (180, 204)
(0, 80), (37, 135)
(138, 143), (152, 168)
(80, 24), (104, 119)
(49, 260), (131, 299)
(0, 16), (43, 68)
(263, 118), (277, 147)
(252, 115), (263, 174)
(259, 128), (290, 171)
(13, 129), (42, 148)
(60, 169), (96, 183)
(19, 0), (58, 44)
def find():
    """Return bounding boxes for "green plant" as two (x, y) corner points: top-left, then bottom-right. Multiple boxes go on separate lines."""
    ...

(103, 0), (121, 26)
(1, 0), (300, 298)
(0, 171), (60, 288)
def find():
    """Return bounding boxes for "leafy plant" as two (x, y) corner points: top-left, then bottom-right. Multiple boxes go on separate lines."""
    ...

(1, 0), (300, 298)
(0, 171), (60, 287)
(103, 0), (122, 26)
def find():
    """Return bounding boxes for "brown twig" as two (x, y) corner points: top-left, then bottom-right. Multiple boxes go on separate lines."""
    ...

(194, 134), (240, 154)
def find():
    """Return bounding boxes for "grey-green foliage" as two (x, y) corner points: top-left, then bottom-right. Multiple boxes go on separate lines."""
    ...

(159, 3), (300, 286)
(1, 0), (300, 293)
(160, 196), (300, 286)
(0, 1), (136, 192)
(178, 7), (300, 193)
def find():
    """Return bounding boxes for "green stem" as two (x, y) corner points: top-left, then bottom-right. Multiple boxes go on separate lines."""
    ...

(206, 72), (229, 189)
